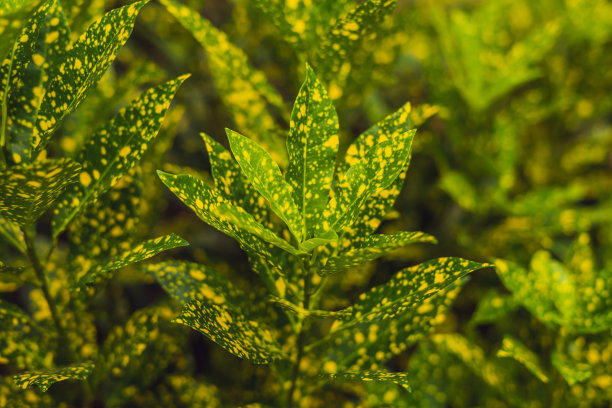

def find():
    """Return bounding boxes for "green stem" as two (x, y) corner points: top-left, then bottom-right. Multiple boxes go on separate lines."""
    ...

(23, 228), (70, 363)
(286, 257), (312, 408)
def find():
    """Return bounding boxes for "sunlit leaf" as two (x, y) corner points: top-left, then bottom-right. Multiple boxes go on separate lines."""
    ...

(470, 289), (518, 326)
(319, 370), (411, 391)
(286, 64), (338, 238)
(52, 75), (188, 237)
(496, 335), (549, 382)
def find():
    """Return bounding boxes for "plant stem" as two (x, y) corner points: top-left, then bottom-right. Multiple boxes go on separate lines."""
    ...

(287, 257), (312, 408)
(23, 228), (70, 363)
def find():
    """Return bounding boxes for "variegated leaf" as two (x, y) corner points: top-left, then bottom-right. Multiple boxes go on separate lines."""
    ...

(470, 289), (518, 326)
(319, 370), (411, 391)
(0, 158), (80, 227)
(320, 231), (436, 275)
(0, 215), (26, 252)
(52, 75), (188, 237)
(76, 233), (188, 286)
(160, 0), (288, 166)
(0, 0), (42, 61)
(32, 0), (148, 155)
(286, 64), (338, 238)
(496, 335), (549, 383)
(333, 258), (486, 330)
(12, 361), (94, 392)
(227, 129), (303, 242)
(173, 299), (283, 364)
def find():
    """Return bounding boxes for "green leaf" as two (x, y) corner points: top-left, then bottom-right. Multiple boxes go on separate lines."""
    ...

(77, 233), (188, 286)
(299, 230), (338, 253)
(551, 350), (593, 386)
(32, 0), (148, 155)
(286, 64), (338, 238)
(0, 158), (80, 227)
(325, 128), (415, 232)
(143, 261), (249, 307)
(496, 335), (549, 383)
(52, 75), (188, 237)
(1, 0), (70, 164)
(334, 258), (486, 329)
(201, 132), (268, 225)
(173, 299), (283, 364)
(227, 129), (303, 242)
(12, 361), (94, 392)
(160, 0), (288, 166)
(157, 171), (302, 256)
(319, 370), (411, 391)
(0, 0), (42, 61)
(0, 215), (26, 252)
(470, 289), (519, 326)
(313, 0), (397, 84)
(320, 231), (436, 275)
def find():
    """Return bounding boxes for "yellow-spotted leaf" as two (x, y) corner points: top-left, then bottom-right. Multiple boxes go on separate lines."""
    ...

(323, 280), (464, 371)
(496, 335), (549, 383)
(227, 129), (303, 242)
(76, 233), (188, 287)
(157, 171), (301, 257)
(338, 103), (413, 243)
(286, 65), (338, 238)
(470, 289), (519, 326)
(52, 75), (188, 237)
(201, 133), (268, 225)
(0, 0), (42, 61)
(326, 129), (416, 232)
(299, 230), (338, 253)
(61, 0), (105, 37)
(12, 361), (94, 392)
(173, 299), (283, 364)
(0, 158), (81, 227)
(32, 0), (148, 155)
(551, 348), (594, 386)
(320, 231), (436, 275)
(160, 0), (288, 165)
(334, 258), (486, 329)
(319, 371), (411, 391)
(1, 0), (70, 164)
(313, 0), (397, 84)
(0, 215), (26, 252)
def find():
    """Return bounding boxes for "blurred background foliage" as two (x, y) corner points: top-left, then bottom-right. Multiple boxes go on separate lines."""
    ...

(2, 0), (612, 406)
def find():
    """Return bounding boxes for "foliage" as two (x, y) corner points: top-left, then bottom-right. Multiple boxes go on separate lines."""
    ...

(1, 0), (611, 406)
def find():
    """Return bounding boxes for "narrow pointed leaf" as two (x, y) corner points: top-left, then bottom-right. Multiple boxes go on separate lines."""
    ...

(227, 129), (303, 241)
(0, 0), (42, 61)
(160, 0), (287, 165)
(313, 0), (397, 84)
(32, 0), (148, 155)
(0, 215), (26, 252)
(52, 75), (188, 237)
(12, 361), (94, 392)
(326, 129), (416, 232)
(286, 65), (338, 238)
(0, 158), (80, 227)
(334, 258), (486, 329)
(551, 350), (593, 386)
(299, 230), (338, 252)
(321, 231), (436, 275)
(470, 289), (518, 325)
(173, 299), (283, 364)
(319, 371), (411, 391)
(77, 233), (188, 286)
(496, 335), (549, 383)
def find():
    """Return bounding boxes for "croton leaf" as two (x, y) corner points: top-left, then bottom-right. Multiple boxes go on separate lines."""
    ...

(470, 289), (519, 326)
(319, 370), (411, 391)
(0, 0), (42, 61)
(32, 0), (148, 155)
(496, 335), (549, 383)
(0, 158), (80, 227)
(12, 361), (94, 392)
(286, 64), (338, 239)
(320, 231), (436, 275)
(313, 0), (397, 85)
(227, 129), (303, 242)
(52, 75), (188, 237)
(76, 233), (188, 286)
(333, 258), (486, 329)
(325, 128), (416, 232)
(160, 0), (288, 166)
(0, 215), (26, 252)
(173, 299), (283, 364)
(551, 349), (593, 386)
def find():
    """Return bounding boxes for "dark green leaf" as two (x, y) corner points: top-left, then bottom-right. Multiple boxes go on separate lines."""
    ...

(52, 75), (188, 237)
(0, 158), (80, 227)
(173, 299), (283, 364)
(12, 361), (94, 392)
